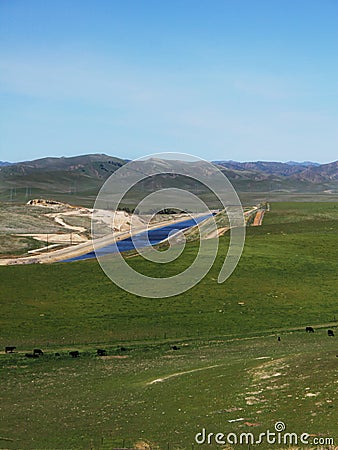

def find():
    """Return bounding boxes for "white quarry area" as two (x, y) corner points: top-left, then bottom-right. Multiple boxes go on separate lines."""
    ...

(90, 208), (147, 232)
(25, 199), (147, 245)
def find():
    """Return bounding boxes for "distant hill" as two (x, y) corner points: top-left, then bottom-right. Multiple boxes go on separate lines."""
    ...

(213, 160), (319, 177)
(1, 154), (125, 177)
(0, 154), (126, 205)
(214, 160), (338, 188)
(0, 154), (337, 205)
(289, 161), (338, 183)
(285, 161), (320, 167)
(0, 161), (13, 167)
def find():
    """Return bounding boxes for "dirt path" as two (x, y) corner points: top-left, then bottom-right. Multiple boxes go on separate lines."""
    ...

(252, 209), (265, 226)
(205, 226), (229, 239)
(53, 216), (86, 233)
(147, 364), (223, 385)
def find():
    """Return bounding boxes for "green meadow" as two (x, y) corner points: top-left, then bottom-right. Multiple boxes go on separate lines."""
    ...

(0, 202), (337, 449)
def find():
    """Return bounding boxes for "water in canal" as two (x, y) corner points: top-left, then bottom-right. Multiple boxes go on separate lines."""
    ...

(63, 215), (210, 262)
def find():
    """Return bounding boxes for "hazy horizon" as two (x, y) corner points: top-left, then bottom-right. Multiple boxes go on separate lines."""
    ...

(1, 152), (336, 165)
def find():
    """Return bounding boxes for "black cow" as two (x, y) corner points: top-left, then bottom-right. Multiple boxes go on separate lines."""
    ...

(33, 348), (44, 356)
(277, 336), (281, 342)
(306, 326), (315, 333)
(55, 352), (60, 357)
(69, 351), (80, 358)
(119, 347), (127, 352)
(328, 329), (335, 337)
(171, 345), (180, 350)
(5, 346), (16, 353)
(25, 353), (39, 358)
(97, 349), (107, 356)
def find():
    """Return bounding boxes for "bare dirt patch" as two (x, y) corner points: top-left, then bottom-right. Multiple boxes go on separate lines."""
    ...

(101, 355), (129, 360)
(147, 364), (222, 385)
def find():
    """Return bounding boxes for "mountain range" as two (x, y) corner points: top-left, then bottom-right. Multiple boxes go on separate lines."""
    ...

(214, 160), (338, 183)
(0, 154), (337, 204)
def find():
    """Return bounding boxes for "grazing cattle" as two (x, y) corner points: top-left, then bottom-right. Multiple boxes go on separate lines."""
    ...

(306, 326), (315, 333)
(97, 349), (107, 356)
(5, 346), (16, 353)
(119, 346), (127, 352)
(55, 352), (60, 357)
(328, 329), (335, 337)
(69, 351), (80, 358)
(33, 348), (44, 356)
(25, 353), (39, 358)
(171, 345), (180, 350)
(277, 336), (281, 342)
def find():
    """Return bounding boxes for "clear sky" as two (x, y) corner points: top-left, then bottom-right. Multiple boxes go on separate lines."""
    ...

(0, 0), (337, 163)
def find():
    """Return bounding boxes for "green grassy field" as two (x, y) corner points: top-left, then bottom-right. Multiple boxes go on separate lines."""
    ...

(0, 202), (337, 449)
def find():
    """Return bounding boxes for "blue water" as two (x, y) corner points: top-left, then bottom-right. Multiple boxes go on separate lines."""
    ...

(63, 215), (210, 262)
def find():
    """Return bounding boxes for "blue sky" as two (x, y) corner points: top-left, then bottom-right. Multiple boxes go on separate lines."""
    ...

(0, 0), (337, 163)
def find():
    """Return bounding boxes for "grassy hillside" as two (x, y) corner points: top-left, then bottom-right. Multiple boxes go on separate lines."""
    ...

(0, 202), (336, 346)
(0, 202), (337, 449)
(1, 333), (336, 449)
